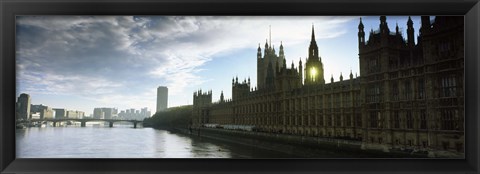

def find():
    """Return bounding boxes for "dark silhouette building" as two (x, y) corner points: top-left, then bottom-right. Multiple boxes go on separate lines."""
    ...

(157, 86), (168, 113)
(192, 16), (464, 157)
(16, 93), (31, 120)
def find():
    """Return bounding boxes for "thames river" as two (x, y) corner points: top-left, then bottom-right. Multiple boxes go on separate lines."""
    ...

(15, 125), (293, 158)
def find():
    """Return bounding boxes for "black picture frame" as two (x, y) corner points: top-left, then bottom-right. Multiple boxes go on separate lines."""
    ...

(1, 0), (479, 173)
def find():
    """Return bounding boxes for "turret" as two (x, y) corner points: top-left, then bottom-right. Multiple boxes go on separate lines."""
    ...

(220, 91), (224, 102)
(407, 16), (415, 47)
(257, 43), (262, 59)
(299, 58), (303, 85)
(358, 17), (365, 46)
(349, 70), (354, 80)
(395, 22), (399, 35)
(340, 72), (343, 81)
(380, 16), (390, 34)
(264, 39), (269, 56)
(279, 41), (285, 59)
(331, 75), (334, 83)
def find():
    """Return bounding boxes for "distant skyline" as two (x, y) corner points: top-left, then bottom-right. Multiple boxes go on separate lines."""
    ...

(16, 16), (423, 115)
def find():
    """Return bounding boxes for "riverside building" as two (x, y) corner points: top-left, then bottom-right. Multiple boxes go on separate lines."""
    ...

(192, 16), (464, 157)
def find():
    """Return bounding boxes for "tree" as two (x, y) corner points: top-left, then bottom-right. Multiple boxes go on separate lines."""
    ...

(143, 105), (192, 129)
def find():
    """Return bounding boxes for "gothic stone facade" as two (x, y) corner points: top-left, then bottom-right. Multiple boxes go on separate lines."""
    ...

(192, 16), (464, 156)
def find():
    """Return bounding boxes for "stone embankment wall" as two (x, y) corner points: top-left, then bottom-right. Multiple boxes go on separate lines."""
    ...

(173, 127), (427, 158)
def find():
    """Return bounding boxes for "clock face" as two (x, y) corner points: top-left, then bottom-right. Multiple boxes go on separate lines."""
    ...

(310, 68), (317, 80)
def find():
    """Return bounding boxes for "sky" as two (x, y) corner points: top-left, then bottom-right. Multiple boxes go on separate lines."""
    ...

(16, 16), (423, 115)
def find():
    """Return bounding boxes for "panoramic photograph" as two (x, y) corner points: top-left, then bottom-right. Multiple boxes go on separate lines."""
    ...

(15, 16), (464, 158)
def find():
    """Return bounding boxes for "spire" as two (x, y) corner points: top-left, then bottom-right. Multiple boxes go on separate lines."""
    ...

(379, 16), (389, 34)
(308, 24), (319, 60)
(264, 39), (269, 56)
(269, 25), (272, 47)
(358, 17), (365, 45)
(257, 43), (262, 59)
(380, 16), (387, 23)
(358, 17), (364, 30)
(395, 21), (399, 35)
(279, 41), (285, 59)
(291, 60), (294, 69)
(407, 16), (413, 26)
(311, 24), (316, 43)
(350, 69), (353, 79)
(299, 58), (303, 85)
(340, 72), (343, 81)
(407, 16), (415, 47)
(220, 91), (224, 102)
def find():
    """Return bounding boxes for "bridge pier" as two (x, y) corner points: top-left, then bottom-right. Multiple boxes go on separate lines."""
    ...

(81, 121), (86, 127)
(133, 122), (137, 129)
(109, 122), (114, 128)
(53, 122), (57, 127)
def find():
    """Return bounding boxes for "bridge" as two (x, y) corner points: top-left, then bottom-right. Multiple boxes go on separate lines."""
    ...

(28, 118), (143, 128)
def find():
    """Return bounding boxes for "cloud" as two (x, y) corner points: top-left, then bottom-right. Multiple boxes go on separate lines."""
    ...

(16, 16), (356, 111)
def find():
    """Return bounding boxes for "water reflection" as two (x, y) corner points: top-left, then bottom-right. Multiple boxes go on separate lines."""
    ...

(16, 127), (289, 158)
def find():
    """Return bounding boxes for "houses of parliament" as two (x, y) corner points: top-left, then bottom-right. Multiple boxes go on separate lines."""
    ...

(192, 16), (464, 156)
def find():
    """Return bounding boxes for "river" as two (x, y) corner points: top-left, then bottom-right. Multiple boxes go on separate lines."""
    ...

(15, 125), (294, 158)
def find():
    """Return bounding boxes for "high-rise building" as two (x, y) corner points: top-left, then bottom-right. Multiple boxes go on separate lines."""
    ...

(93, 108), (114, 119)
(93, 108), (104, 119)
(117, 107), (150, 120)
(53, 108), (67, 119)
(31, 104), (54, 119)
(141, 107), (148, 118)
(103, 108), (114, 119)
(66, 110), (85, 119)
(16, 93), (31, 120)
(157, 86), (168, 113)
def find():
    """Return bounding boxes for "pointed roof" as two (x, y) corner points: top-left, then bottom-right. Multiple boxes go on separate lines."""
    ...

(269, 25), (272, 47)
(408, 16), (413, 24)
(358, 17), (364, 29)
(311, 24), (316, 42)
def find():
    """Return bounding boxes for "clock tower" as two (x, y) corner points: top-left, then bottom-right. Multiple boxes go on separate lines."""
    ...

(304, 25), (325, 85)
